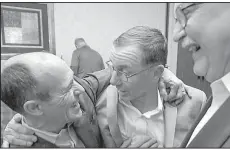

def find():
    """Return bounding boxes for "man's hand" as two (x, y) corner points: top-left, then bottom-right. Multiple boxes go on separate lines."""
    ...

(158, 68), (191, 106)
(121, 135), (159, 148)
(3, 113), (37, 147)
(120, 138), (132, 148)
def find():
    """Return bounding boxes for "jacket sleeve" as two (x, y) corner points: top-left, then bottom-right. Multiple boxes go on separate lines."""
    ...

(95, 88), (117, 148)
(82, 68), (111, 104)
(70, 50), (80, 77)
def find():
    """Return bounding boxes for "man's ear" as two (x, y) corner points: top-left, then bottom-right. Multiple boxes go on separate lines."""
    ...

(23, 100), (43, 116)
(153, 65), (165, 80)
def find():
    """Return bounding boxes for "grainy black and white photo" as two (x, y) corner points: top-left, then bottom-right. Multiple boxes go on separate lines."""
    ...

(1, 2), (230, 148)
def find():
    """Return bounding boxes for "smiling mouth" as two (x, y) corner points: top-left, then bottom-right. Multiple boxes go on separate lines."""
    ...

(78, 94), (86, 114)
(79, 104), (85, 113)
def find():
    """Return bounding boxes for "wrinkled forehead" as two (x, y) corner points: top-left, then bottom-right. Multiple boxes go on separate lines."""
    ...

(174, 3), (196, 19)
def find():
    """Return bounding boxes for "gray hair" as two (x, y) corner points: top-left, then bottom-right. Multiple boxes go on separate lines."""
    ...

(1, 63), (50, 113)
(113, 26), (168, 66)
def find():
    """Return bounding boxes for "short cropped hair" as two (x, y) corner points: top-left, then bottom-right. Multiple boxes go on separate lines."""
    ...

(1, 63), (50, 113)
(75, 38), (85, 46)
(113, 26), (168, 66)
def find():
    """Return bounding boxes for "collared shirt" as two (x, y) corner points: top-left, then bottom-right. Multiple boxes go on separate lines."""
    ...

(21, 117), (85, 148)
(187, 72), (230, 145)
(117, 90), (165, 145)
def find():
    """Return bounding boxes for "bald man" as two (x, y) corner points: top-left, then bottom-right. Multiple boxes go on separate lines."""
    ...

(1, 52), (111, 147)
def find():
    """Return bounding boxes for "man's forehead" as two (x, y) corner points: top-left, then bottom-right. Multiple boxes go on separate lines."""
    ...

(174, 3), (195, 19)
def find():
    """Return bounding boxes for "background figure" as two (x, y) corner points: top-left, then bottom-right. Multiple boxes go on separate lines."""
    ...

(70, 38), (105, 78)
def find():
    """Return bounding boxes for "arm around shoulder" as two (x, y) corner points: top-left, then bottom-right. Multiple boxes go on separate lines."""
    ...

(184, 84), (207, 112)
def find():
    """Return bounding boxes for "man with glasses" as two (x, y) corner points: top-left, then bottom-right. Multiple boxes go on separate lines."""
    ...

(97, 26), (206, 147)
(173, 3), (230, 147)
(1, 26), (206, 148)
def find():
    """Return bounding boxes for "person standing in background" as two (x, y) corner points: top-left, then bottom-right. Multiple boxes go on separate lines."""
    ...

(70, 38), (105, 78)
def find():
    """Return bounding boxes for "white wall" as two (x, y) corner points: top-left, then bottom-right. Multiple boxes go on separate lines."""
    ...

(53, 3), (167, 66)
(166, 3), (178, 74)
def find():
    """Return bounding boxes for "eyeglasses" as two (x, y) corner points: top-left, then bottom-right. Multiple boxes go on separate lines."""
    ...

(106, 60), (154, 82)
(175, 3), (203, 29)
(175, 4), (188, 29)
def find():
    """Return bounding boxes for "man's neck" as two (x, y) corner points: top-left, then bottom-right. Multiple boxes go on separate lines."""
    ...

(131, 84), (159, 114)
(24, 116), (66, 134)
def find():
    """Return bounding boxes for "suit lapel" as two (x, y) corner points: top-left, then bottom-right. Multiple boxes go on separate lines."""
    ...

(187, 96), (230, 147)
(180, 96), (213, 147)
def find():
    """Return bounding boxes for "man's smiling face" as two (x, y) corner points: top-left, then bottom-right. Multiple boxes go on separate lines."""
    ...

(173, 3), (230, 83)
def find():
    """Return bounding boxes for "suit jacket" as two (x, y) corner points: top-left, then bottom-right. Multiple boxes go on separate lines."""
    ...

(181, 96), (230, 148)
(3, 68), (112, 148)
(96, 85), (207, 147)
(71, 45), (105, 78)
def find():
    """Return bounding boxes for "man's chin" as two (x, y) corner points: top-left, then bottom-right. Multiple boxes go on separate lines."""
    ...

(193, 65), (208, 78)
(193, 65), (219, 83)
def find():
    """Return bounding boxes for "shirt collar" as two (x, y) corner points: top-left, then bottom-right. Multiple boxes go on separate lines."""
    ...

(210, 72), (230, 106)
(118, 90), (163, 119)
(21, 117), (76, 147)
(142, 90), (163, 118)
(22, 117), (59, 144)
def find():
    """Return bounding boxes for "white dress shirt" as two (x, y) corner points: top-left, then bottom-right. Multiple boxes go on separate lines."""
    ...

(187, 72), (230, 145)
(117, 90), (165, 145)
(21, 117), (84, 147)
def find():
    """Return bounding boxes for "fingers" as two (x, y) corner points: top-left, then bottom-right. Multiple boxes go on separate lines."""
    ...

(1, 140), (9, 148)
(168, 86), (187, 106)
(185, 85), (192, 99)
(4, 134), (34, 147)
(4, 127), (37, 146)
(150, 142), (159, 148)
(129, 136), (151, 148)
(174, 98), (183, 106)
(176, 86), (186, 100)
(158, 77), (168, 100)
(157, 144), (164, 148)
(12, 113), (23, 123)
(7, 122), (34, 135)
(166, 82), (180, 101)
(139, 138), (158, 148)
(167, 99), (183, 107)
(3, 116), (37, 147)
(120, 138), (132, 148)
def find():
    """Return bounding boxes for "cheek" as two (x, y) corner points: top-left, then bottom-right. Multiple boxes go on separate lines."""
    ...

(127, 77), (146, 93)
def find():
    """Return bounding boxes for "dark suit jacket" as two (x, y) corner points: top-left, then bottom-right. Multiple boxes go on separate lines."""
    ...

(181, 96), (230, 148)
(71, 45), (105, 78)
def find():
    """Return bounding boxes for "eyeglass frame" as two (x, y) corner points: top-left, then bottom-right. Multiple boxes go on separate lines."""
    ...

(175, 3), (203, 29)
(175, 4), (188, 29)
(106, 60), (155, 82)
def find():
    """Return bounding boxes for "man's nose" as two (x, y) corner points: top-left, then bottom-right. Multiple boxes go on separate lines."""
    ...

(110, 71), (121, 86)
(173, 21), (186, 42)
